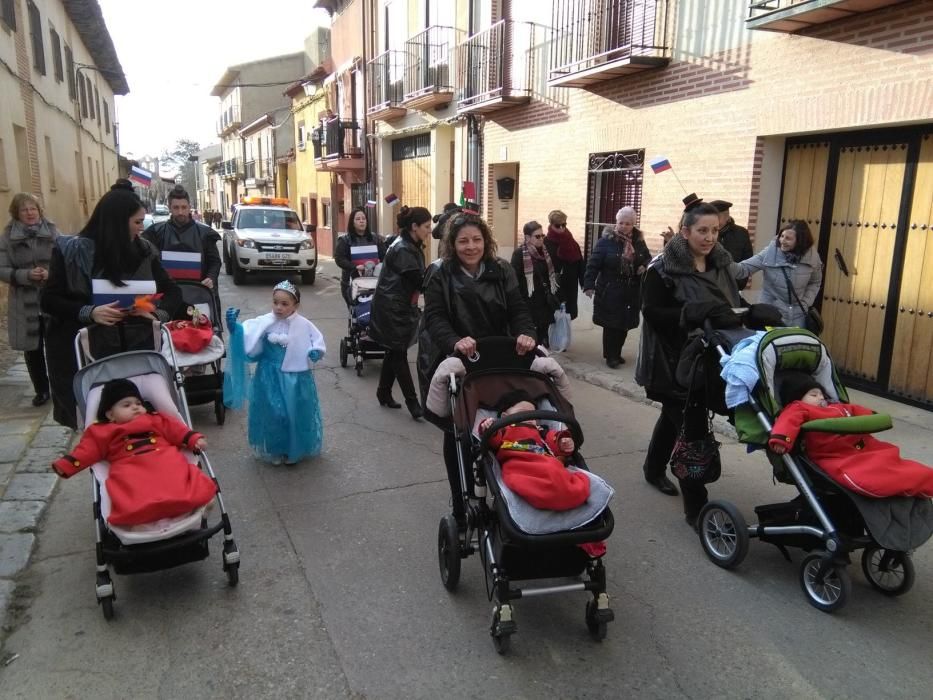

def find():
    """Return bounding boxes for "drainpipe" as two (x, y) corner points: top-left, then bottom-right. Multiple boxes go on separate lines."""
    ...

(466, 114), (481, 211)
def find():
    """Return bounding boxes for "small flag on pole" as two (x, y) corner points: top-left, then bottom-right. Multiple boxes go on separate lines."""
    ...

(649, 157), (672, 174)
(384, 193), (399, 206)
(128, 165), (152, 187)
(366, 199), (377, 208)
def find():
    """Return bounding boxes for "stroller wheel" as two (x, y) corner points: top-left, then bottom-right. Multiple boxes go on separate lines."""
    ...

(490, 606), (516, 655)
(861, 547), (915, 597)
(585, 596), (613, 641)
(800, 552), (851, 613)
(438, 515), (462, 592)
(339, 338), (348, 368)
(698, 501), (749, 569)
(214, 398), (226, 425)
(100, 596), (114, 620)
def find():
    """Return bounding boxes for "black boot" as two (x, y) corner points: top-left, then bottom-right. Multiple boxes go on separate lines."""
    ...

(405, 397), (423, 420)
(377, 388), (401, 408)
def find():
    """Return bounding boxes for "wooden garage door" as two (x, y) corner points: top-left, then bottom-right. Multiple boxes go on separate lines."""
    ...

(779, 142), (830, 226)
(821, 142), (908, 383)
(888, 134), (933, 401)
(391, 156), (432, 209)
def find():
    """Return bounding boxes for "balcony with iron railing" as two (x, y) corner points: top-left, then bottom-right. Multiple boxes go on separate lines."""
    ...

(401, 25), (461, 111)
(548, 0), (670, 88)
(746, 0), (908, 31)
(311, 117), (364, 171)
(216, 105), (242, 137)
(457, 20), (536, 114)
(367, 50), (408, 122)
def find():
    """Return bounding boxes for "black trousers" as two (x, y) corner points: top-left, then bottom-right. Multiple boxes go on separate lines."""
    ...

(443, 431), (466, 521)
(601, 327), (628, 361)
(378, 348), (416, 400)
(643, 397), (711, 518)
(24, 316), (49, 395)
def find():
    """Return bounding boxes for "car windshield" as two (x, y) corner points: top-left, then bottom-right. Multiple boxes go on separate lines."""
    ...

(237, 210), (302, 230)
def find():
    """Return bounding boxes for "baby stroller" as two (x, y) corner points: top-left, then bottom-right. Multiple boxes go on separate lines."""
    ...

(697, 326), (932, 612)
(338, 272), (385, 376)
(436, 338), (615, 653)
(171, 281), (226, 425)
(72, 323), (240, 619)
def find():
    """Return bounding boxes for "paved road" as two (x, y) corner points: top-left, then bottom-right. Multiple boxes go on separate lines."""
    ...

(1, 267), (931, 699)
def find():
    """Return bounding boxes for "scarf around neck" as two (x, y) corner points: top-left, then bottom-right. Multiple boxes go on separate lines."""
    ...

(614, 230), (635, 262)
(546, 225), (582, 263)
(522, 242), (559, 295)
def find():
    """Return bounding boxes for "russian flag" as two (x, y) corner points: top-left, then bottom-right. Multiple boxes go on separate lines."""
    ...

(649, 156), (672, 174)
(128, 165), (153, 187)
(350, 243), (380, 271)
(92, 279), (158, 309)
(384, 193), (399, 206)
(161, 251), (202, 281)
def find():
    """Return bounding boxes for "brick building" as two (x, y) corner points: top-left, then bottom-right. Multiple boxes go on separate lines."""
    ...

(0, 0), (127, 232)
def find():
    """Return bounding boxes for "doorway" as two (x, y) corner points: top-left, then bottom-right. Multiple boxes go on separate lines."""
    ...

(778, 126), (933, 404)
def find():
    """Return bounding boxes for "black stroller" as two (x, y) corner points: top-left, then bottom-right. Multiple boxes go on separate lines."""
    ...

(338, 275), (385, 376)
(435, 338), (615, 653)
(173, 281), (226, 425)
(73, 323), (240, 619)
(697, 326), (932, 612)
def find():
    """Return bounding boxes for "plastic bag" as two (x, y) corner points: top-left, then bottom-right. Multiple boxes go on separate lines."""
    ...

(548, 303), (572, 352)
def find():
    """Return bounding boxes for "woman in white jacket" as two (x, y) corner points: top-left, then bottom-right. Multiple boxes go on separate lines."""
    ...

(735, 219), (823, 328)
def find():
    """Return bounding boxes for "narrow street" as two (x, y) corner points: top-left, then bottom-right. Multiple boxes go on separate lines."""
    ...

(0, 265), (931, 699)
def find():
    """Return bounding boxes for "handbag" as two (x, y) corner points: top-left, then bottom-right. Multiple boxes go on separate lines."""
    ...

(669, 351), (722, 483)
(781, 267), (823, 335)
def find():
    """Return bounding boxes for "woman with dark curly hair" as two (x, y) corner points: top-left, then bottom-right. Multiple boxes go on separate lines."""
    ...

(418, 212), (536, 525)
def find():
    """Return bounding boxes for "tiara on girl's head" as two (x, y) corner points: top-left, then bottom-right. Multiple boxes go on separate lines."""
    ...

(273, 279), (299, 300)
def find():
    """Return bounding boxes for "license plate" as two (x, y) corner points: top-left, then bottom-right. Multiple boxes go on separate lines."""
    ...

(265, 252), (290, 260)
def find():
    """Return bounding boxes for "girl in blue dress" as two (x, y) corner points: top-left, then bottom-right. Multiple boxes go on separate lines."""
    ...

(224, 280), (326, 464)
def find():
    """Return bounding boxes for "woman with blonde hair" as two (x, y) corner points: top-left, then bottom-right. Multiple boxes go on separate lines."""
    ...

(0, 193), (60, 406)
(544, 209), (584, 319)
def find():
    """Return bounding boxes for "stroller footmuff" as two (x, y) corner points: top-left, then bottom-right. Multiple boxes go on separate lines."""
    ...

(339, 275), (385, 375)
(435, 338), (615, 653)
(72, 326), (240, 619)
(700, 327), (932, 612)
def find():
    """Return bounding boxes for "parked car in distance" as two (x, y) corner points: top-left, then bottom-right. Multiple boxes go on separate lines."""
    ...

(221, 197), (316, 285)
(152, 203), (170, 225)
(143, 213), (154, 231)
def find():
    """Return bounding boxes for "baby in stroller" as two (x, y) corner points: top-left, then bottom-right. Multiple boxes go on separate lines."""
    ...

(768, 371), (933, 498)
(53, 378), (217, 526)
(479, 389), (589, 510)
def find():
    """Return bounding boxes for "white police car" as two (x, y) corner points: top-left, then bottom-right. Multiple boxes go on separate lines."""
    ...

(221, 197), (317, 285)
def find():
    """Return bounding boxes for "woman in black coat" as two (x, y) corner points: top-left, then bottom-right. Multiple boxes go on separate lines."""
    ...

(334, 207), (386, 306)
(543, 209), (584, 319)
(419, 213), (536, 526)
(635, 201), (743, 527)
(41, 188), (182, 429)
(510, 220), (560, 347)
(583, 206), (651, 368)
(369, 205), (432, 419)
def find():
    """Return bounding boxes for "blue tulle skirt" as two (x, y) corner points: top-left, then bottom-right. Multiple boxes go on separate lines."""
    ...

(246, 340), (324, 463)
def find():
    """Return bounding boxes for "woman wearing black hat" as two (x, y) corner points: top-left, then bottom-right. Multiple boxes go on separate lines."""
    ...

(635, 201), (743, 527)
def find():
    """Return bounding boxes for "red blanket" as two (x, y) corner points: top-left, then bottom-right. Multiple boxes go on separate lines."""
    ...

(53, 413), (217, 525)
(769, 401), (933, 498)
(489, 423), (590, 510)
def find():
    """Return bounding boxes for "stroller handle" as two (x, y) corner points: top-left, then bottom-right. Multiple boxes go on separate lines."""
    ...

(479, 409), (583, 449)
(454, 336), (546, 367)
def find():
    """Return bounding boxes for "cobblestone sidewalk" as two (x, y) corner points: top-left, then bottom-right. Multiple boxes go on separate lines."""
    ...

(0, 357), (71, 628)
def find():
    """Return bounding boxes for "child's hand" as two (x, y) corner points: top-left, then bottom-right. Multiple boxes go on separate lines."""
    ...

(308, 348), (323, 362)
(225, 307), (240, 330)
(194, 437), (207, 451)
(768, 438), (787, 455)
(558, 436), (575, 453)
(479, 417), (494, 434)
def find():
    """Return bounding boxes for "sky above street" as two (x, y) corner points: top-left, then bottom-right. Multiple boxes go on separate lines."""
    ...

(97, 0), (327, 162)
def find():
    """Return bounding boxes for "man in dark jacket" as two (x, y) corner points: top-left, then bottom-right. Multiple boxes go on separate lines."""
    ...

(143, 186), (221, 290)
(710, 200), (753, 290)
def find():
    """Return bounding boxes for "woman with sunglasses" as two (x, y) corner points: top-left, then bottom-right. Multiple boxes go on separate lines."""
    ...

(543, 210), (584, 319)
(419, 213), (536, 527)
(583, 206), (651, 368)
(511, 221), (560, 347)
